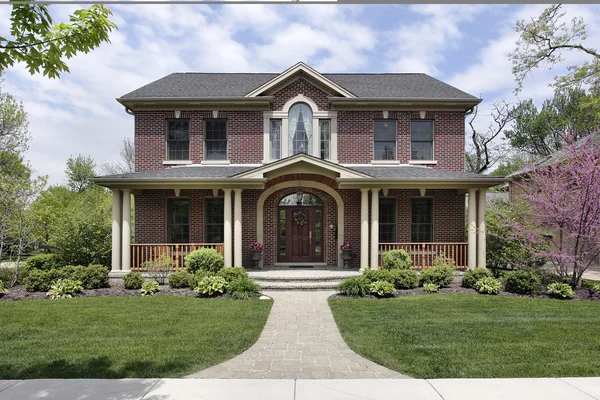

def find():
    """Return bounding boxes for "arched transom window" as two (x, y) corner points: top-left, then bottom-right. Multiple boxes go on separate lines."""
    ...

(279, 193), (323, 206)
(288, 103), (312, 156)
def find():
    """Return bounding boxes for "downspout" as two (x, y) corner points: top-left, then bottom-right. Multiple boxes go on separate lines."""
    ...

(124, 106), (135, 116)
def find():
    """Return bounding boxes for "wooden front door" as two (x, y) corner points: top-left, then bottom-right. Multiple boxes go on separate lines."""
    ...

(278, 207), (324, 263)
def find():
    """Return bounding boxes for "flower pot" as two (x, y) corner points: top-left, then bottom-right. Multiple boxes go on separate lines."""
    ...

(250, 249), (263, 269)
(341, 248), (353, 269)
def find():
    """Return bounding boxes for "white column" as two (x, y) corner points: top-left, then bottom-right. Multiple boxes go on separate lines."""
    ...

(223, 188), (232, 268)
(234, 188), (243, 267)
(477, 188), (487, 268)
(111, 189), (122, 271)
(281, 118), (289, 158)
(360, 188), (370, 271)
(370, 188), (380, 269)
(467, 188), (477, 270)
(121, 189), (131, 272)
(312, 117), (320, 156)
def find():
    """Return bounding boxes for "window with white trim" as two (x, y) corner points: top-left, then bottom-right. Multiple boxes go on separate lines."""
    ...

(167, 198), (190, 243)
(167, 120), (190, 161)
(205, 120), (227, 160)
(411, 197), (433, 242)
(204, 198), (224, 243)
(411, 121), (434, 160)
(289, 103), (312, 155)
(270, 119), (281, 160)
(374, 120), (397, 160)
(320, 119), (331, 160)
(379, 198), (397, 243)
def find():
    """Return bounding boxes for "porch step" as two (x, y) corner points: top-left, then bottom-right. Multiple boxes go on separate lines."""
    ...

(249, 269), (359, 291)
(256, 280), (342, 290)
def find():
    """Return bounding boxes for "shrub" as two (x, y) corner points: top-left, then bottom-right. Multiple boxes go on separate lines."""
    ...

(462, 268), (493, 289)
(47, 279), (83, 299)
(362, 269), (393, 283)
(0, 267), (21, 286)
(168, 270), (194, 288)
(474, 277), (501, 295)
(382, 249), (412, 270)
(338, 276), (371, 297)
(141, 281), (160, 296)
(23, 270), (52, 292)
(369, 280), (396, 297)
(504, 270), (542, 295)
(62, 265), (87, 282)
(389, 269), (418, 289)
(142, 255), (172, 285)
(419, 265), (455, 287)
(188, 269), (215, 288)
(228, 277), (261, 300)
(185, 248), (224, 274)
(24, 254), (64, 271)
(423, 283), (439, 293)
(547, 282), (574, 299)
(194, 276), (227, 297)
(218, 266), (248, 284)
(81, 265), (109, 289)
(123, 272), (145, 289)
(46, 268), (71, 282)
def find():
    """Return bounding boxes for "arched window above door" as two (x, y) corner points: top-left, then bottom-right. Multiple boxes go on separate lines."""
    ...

(288, 103), (312, 156)
(280, 193), (323, 206)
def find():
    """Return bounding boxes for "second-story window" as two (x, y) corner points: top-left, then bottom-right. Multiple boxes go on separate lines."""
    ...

(289, 103), (312, 156)
(205, 120), (227, 160)
(167, 120), (190, 161)
(374, 120), (397, 160)
(411, 121), (434, 160)
(320, 119), (330, 160)
(270, 119), (281, 160)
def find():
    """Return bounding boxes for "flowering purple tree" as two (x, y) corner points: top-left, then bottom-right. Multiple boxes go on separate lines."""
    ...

(509, 136), (600, 288)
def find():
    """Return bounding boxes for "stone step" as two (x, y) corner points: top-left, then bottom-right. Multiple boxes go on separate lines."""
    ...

(251, 275), (356, 282)
(248, 271), (359, 282)
(257, 280), (341, 290)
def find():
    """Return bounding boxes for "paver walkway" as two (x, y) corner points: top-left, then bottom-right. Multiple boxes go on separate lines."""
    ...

(187, 291), (408, 379)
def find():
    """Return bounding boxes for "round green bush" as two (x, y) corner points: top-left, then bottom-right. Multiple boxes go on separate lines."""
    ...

(338, 276), (371, 297)
(123, 272), (145, 290)
(184, 248), (224, 274)
(362, 269), (393, 283)
(389, 269), (418, 289)
(24, 254), (64, 271)
(547, 282), (574, 299)
(504, 270), (542, 295)
(419, 265), (455, 287)
(369, 280), (396, 297)
(23, 270), (52, 292)
(461, 268), (493, 289)
(218, 266), (248, 283)
(168, 270), (193, 288)
(228, 277), (261, 300)
(382, 249), (412, 270)
(474, 277), (501, 295)
(81, 265), (109, 289)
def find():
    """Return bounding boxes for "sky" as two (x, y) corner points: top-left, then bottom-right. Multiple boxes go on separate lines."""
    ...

(2, 3), (600, 185)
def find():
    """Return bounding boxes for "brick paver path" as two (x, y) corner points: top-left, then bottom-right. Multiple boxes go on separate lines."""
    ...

(187, 291), (410, 379)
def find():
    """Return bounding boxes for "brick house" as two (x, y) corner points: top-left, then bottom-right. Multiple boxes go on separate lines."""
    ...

(94, 62), (503, 272)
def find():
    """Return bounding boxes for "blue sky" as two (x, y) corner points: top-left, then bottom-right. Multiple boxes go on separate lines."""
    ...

(2, 3), (599, 184)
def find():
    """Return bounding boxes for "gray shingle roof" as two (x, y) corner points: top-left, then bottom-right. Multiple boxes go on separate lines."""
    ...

(347, 166), (503, 181)
(120, 73), (477, 100)
(95, 165), (257, 180)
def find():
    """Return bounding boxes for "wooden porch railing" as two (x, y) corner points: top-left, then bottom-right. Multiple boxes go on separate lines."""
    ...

(379, 242), (468, 269)
(130, 243), (225, 270)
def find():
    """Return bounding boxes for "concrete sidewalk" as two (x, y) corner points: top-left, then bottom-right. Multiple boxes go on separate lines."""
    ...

(1, 378), (600, 400)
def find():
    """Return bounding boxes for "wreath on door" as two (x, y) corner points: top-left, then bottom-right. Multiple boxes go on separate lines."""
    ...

(293, 210), (308, 226)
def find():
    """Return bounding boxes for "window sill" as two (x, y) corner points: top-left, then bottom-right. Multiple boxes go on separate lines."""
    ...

(163, 160), (192, 165)
(408, 160), (438, 165)
(201, 160), (231, 165)
(371, 160), (400, 165)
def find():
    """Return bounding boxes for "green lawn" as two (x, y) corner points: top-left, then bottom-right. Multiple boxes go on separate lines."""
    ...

(0, 296), (272, 379)
(329, 294), (600, 378)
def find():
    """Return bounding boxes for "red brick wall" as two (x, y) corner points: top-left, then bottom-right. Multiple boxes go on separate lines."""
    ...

(271, 78), (330, 111)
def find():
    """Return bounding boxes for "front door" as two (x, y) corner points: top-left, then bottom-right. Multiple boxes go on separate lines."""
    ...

(278, 206), (324, 263)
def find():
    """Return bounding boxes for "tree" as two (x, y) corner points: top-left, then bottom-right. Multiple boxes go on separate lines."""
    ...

(506, 136), (600, 288)
(465, 101), (515, 174)
(65, 155), (96, 193)
(101, 137), (135, 175)
(0, 3), (117, 78)
(510, 4), (600, 107)
(0, 75), (29, 175)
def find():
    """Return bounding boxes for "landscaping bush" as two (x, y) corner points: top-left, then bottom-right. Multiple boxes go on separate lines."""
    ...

(338, 276), (371, 297)
(474, 277), (501, 295)
(462, 268), (493, 289)
(547, 282), (574, 299)
(422, 282), (439, 293)
(194, 276), (227, 297)
(362, 269), (393, 283)
(185, 248), (224, 274)
(142, 255), (172, 285)
(504, 270), (542, 295)
(369, 280), (396, 297)
(141, 281), (160, 296)
(382, 249), (412, 270)
(389, 269), (418, 289)
(46, 268), (71, 282)
(419, 265), (455, 287)
(0, 267), (17, 286)
(189, 269), (215, 288)
(24, 254), (64, 271)
(168, 270), (194, 288)
(218, 266), (248, 284)
(47, 279), (83, 299)
(81, 265), (109, 289)
(23, 270), (52, 292)
(123, 272), (145, 290)
(227, 277), (261, 300)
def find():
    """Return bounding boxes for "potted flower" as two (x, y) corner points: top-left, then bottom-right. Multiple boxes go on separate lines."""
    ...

(340, 242), (353, 269)
(249, 242), (264, 268)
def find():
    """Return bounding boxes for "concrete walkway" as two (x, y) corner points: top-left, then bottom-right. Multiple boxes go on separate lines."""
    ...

(188, 291), (407, 379)
(2, 378), (600, 400)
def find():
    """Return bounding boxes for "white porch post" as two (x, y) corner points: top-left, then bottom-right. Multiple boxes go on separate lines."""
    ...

(223, 188), (233, 268)
(477, 188), (487, 268)
(360, 188), (370, 271)
(233, 188), (243, 267)
(111, 189), (122, 271)
(121, 189), (131, 272)
(467, 188), (477, 270)
(370, 188), (380, 269)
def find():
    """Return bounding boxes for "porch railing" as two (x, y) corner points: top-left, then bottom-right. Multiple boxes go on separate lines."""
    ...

(379, 242), (468, 269)
(130, 243), (225, 270)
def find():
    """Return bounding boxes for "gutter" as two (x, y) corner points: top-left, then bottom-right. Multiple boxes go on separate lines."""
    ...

(328, 97), (482, 104)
